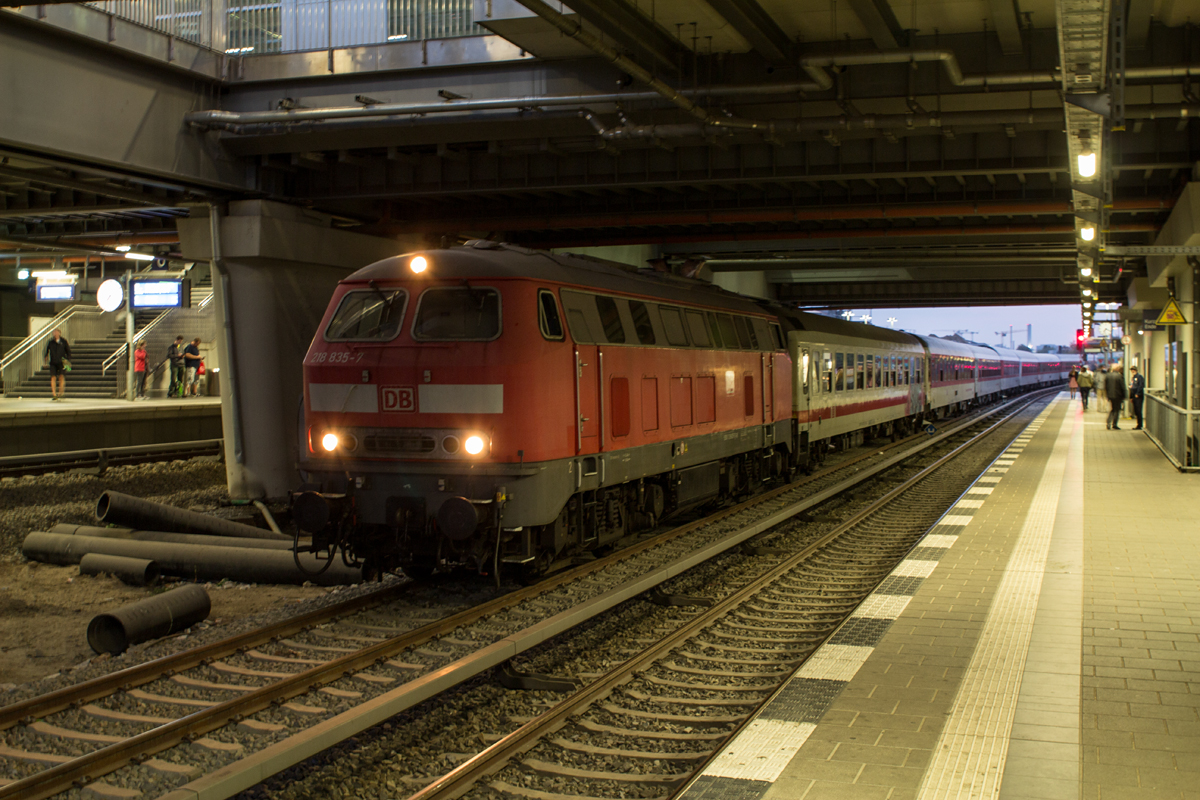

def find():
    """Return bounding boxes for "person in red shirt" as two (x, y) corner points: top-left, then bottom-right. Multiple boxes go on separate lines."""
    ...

(134, 341), (148, 400)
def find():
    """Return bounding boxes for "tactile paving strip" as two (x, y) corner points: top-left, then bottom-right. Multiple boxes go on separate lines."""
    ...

(676, 408), (1055, 799)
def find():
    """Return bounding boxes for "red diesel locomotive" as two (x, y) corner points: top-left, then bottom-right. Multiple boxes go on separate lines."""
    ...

(296, 242), (1065, 579)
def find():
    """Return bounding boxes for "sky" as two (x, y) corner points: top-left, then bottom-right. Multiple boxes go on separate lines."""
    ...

(825, 304), (1083, 348)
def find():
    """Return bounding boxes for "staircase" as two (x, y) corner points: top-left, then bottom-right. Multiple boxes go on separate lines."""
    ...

(8, 312), (161, 399)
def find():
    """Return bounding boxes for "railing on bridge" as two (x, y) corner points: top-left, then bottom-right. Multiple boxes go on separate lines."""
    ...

(1144, 391), (1200, 472)
(85, 0), (478, 54)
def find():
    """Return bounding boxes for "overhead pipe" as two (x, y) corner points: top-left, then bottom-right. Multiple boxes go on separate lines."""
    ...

(23, 531), (362, 586)
(52, 523), (297, 551)
(87, 584), (211, 655)
(411, 196), (1173, 235)
(96, 490), (290, 541)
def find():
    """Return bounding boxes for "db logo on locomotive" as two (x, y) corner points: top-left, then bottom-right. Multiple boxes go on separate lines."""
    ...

(381, 386), (416, 413)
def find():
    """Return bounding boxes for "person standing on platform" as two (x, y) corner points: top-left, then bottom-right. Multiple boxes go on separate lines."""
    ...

(1069, 368), (1079, 399)
(167, 336), (185, 397)
(133, 341), (148, 400)
(1106, 366), (1127, 430)
(1077, 366), (1093, 410)
(1129, 366), (1145, 430)
(1095, 366), (1109, 412)
(183, 337), (202, 397)
(43, 328), (71, 401)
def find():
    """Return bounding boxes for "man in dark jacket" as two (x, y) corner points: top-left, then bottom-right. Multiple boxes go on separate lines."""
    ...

(1106, 366), (1128, 430)
(1129, 366), (1146, 430)
(43, 328), (71, 401)
(167, 336), (185, 397)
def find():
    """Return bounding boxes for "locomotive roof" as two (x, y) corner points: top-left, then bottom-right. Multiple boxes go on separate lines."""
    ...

(348, 242), (774, 317)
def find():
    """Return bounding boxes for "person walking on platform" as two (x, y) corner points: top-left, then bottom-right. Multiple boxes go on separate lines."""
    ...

(133, 341), (148, 400)
(1077, 366), (1094, 410)
(43, 328), (71, 401)
(167, 336), (185, 397)
(1129, 366), (1145, 430)
(183, 337), (202, 397)
(1069, 368), (1079, 399)
(1106, 367), (1127, 430)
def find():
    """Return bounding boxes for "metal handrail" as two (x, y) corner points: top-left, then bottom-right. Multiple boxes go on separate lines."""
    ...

(0, 304), (104, 370)
(1144, 391), (1200, 472)
(102, 309), (172, 375)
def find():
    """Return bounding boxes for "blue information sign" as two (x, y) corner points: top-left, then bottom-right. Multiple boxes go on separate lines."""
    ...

(131, 280), (185, 309)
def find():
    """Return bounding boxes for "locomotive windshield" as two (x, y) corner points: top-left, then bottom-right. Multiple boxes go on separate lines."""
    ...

(412, 287), (501, 341)
(326, 288), (409, 341)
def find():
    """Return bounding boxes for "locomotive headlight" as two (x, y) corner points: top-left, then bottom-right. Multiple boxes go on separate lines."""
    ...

(464, 435), (485, 455)
(321, 433), (340, 452)
(410, 256), (428, 274)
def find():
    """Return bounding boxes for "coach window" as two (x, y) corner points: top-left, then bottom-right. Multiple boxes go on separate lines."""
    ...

(845, 353), (855, 390)
(751, 318), (771, 350)
(874, 355), (882, 388)
(411, 287), (500, 341)
(685, 310), (711, 347)
(866, 355), (874, 389)
(771, 323), (785, 350)
(732, 315), (754, 349)
(326, 288), (409, 341)
(835, 352), (845, 391)
(595, 296), (626, 343)
(822, 351), (832, 392)
(856, 354), (865, 390)
(537, 290), (564, 341)
(629, 301), (656, 345)
(905, 358), (912, 385)
(800, 350), (810, 394)
(660, 306), (689, 346)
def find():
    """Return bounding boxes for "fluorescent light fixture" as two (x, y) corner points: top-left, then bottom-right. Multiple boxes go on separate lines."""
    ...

(115, 245), (132, 252)
(1080, 267), (1092, 277)
(1080, 226), (1096, 241)
(16, 269), (29, 280)
(1078, 150), (1097, 178)
(1138, 329), (1144, 335)
(31, 270), (68, 278)
(1082, 288), (1093, 296)
(124, 252), (155, 261)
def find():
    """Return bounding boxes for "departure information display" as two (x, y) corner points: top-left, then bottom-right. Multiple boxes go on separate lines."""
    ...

(131, 280), (187, 309)
(36, 282), (78, 302)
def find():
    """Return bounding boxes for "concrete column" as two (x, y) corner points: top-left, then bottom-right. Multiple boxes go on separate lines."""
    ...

(177, 200), (415, 500)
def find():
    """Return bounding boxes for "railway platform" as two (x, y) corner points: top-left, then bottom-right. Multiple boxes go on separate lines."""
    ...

(0, 396), (222, 457)
(680, 393), (1200, 800)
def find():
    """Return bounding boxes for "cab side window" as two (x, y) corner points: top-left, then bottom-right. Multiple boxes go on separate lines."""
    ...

(538, 290), (563, 341)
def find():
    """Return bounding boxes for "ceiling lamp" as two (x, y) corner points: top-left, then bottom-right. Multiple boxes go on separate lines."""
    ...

(1078, 149), (1097, 178)
(1080, 267), (1092, 277)
(1082, 288), (1093, 296)
(1080, 226), (1096, 241)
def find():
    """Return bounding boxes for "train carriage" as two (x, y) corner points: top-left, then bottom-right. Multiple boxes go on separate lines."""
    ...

(782, 314), (926, 460)
(915, 335), (980, 415)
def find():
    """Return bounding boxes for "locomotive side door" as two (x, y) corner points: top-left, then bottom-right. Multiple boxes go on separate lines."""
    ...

(575, 345), (600, 453)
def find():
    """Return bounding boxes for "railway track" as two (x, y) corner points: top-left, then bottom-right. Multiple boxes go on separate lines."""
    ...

(0, 390), (1057, 800)
(390, 393), (1057, 800)
(0, 440), (224, 479)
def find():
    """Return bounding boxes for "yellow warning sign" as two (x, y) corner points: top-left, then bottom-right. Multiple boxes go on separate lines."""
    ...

(1157, 298), (1189, 325)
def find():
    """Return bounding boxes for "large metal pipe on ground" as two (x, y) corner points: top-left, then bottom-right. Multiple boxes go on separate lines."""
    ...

(52, 524), (297, 551)
(79, 553), (160, 586)
(23, 532), (361, 586)
(87, 584), (211, 655)
(95, 491), (290, 541)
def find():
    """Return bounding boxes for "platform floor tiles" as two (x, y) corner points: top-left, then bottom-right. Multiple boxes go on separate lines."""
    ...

(678, 395), (1200, 800)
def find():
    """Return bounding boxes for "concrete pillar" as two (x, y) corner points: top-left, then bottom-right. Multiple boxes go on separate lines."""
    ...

(177, 201), (415, 500)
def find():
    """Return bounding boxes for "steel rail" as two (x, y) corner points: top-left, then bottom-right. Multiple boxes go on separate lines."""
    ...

(405, 392), (1049, 800)
(0, 439), (223, 478)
